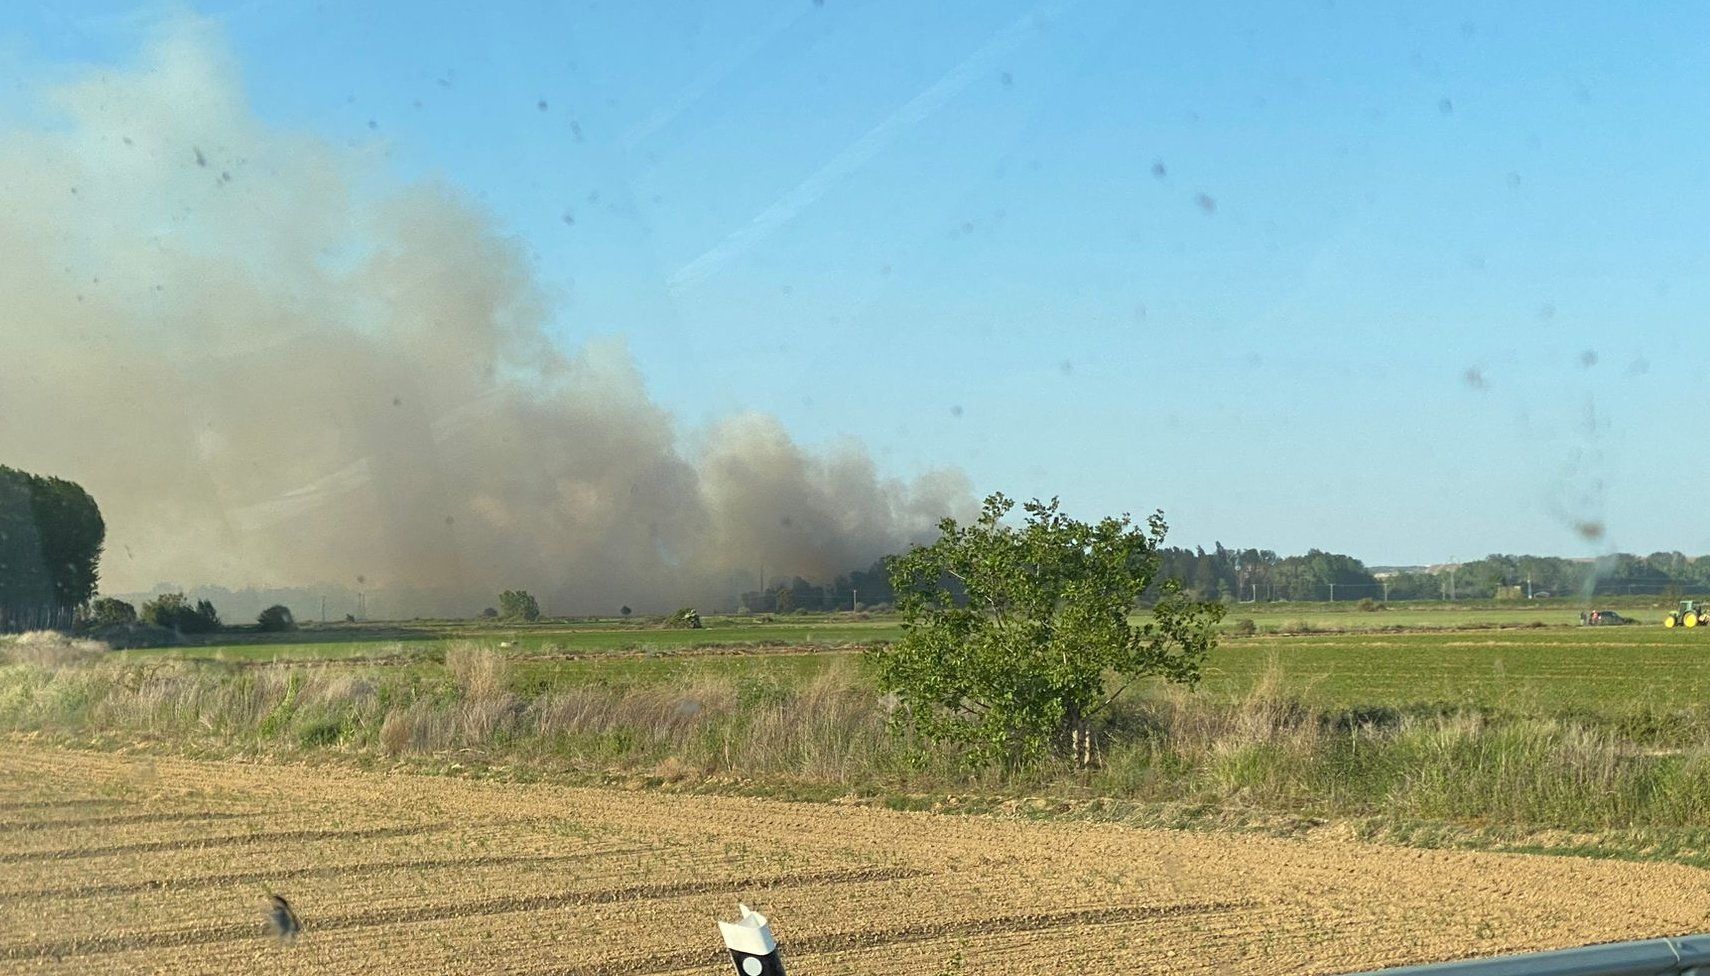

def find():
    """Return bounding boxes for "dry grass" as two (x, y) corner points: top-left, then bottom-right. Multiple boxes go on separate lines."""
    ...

(2, 630), (108, 666)
(8, 644), (1710, 833)
(444, 642), (512, 701)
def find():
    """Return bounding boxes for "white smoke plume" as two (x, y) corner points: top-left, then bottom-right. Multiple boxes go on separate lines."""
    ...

(0, 19), (970, 615)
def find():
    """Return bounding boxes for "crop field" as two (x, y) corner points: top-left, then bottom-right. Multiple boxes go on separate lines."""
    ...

(500, 627), (1710, 715)
(115, 619), (901, 663)
(94, 617), (1710, 717)
(111, 601), (1663, 667)
(1200, 627), (1710, 715)
(3, 742), (1710, 976)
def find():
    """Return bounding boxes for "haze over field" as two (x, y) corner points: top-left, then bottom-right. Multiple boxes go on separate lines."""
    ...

(0, 20), (970, 614)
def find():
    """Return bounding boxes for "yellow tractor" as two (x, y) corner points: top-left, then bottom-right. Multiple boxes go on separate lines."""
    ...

(1664, 600), (1708, 628)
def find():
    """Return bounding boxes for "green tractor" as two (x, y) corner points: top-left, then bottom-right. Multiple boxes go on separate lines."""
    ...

(1664, 600), (1709, 629)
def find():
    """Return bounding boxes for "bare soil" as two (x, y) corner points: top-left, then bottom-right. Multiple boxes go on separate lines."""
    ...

(1, 740), (1707, 975)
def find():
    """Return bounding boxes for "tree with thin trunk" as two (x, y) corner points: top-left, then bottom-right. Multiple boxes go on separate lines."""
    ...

(875, 493), (1222, 769)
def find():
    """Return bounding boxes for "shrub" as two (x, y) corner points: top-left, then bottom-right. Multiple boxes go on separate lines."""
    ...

(84, 621), (178, 648)
(1230, 617), (1257, 637)
(296, 717), (346, 748)
(85, 597), (136, 628)
(140, 593), (221, 633)
(479, 607), (498, 619)
(877, 492), (1221, 768)
(256, 605), (296, 632)
(664, 608), (703, 629)
(1358, 598), (1384, 612)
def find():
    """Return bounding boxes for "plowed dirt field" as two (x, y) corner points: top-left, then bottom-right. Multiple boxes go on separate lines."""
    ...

(1, 741), (1707, 975)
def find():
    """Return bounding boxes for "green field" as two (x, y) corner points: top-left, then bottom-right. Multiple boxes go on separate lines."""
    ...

(100, 608), (1710, 722)
(493, 627), (1710, 716)
(116, 617), (901, 662)
(1228, 599), (1676, 631)
(111, 598), (1687, 667)
(1201, 628), (1710, 716)
(17, 612), (1710, 847)
(497, 626), (1710, 719)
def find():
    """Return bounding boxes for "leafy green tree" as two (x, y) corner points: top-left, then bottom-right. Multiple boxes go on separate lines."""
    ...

(139, 592), (187, 628)
(0, 471), (53, 628)
(26, 473), (104, 611)
(86, 597), (136, 627)
(498, 589), (540, 622)
(256, 604), (296, 632)
(190, 599), (221, 632)
(0, 466), (104, 630)
(876, 493), (1223, 769)
(140, 592), (221, 633)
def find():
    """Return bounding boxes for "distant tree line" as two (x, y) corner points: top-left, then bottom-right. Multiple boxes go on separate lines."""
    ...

(739, 560), (896, 614)
(0, 466), (104, 632)
(1157, 545), (1710, 603)
(1383, 552), (1710, 601)
(1154, 546), (1383, 602)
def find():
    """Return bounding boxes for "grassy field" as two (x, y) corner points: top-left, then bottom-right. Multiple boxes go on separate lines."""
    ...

(109, 598), (1684, 666)
(116, 618), (900, 662)
(1228, 598), (1675, 631)
(1202, 628), (1710, 716)
(101, 610), (1710, 717)
(12, 613), (1710, 863)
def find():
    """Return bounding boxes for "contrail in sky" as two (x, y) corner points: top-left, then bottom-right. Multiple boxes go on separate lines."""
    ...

(667, 0), (1077, 295)
(617, 4), (811, 155)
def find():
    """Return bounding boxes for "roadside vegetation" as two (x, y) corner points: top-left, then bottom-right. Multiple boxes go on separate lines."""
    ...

(10, 626), (1710, 867)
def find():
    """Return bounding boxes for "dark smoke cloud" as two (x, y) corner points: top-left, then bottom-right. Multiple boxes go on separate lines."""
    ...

(0, 19), (970, 614)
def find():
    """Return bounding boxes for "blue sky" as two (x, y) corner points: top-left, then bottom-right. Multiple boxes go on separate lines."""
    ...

(8, 0), (1710, 565)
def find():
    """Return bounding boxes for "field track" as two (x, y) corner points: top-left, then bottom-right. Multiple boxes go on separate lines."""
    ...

(1, 742), (1708, 975)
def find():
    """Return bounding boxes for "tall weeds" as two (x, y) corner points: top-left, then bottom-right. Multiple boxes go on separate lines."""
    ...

(5, 646), (1710, 832)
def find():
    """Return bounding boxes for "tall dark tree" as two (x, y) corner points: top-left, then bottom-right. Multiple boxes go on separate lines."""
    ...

(0, 466), (104, 631)
(26, 473), (104, 610)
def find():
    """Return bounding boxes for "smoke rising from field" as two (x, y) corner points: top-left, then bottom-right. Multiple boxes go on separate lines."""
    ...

(0, 20), (970, 614)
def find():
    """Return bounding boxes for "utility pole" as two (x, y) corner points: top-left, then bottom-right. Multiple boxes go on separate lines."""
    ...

(1382, 581), (1390, 603)
(852, 588), (858, 612)
(1526, 576), (1533, 600)
(1328, 582), (1336, 603)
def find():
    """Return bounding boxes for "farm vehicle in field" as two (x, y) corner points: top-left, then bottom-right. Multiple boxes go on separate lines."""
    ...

(1663, 600), (1709, 629)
